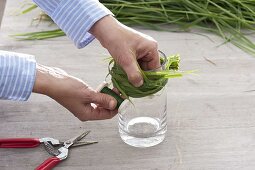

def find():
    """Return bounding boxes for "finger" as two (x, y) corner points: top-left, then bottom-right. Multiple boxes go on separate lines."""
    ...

(111, 87), (128, 100)
(138, 50), (160, 71)
(146, 49), (161, 70)
(91, 92), (117, 110)
(112, 87), (120, 94)
(78, 105), (118, 121)
(118, 52), (143, 87)
(136, 37), (160, 70)
(138, 58), (149, 71)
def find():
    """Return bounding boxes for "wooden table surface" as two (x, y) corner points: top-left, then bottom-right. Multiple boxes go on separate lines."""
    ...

(1, 1), (255, 170)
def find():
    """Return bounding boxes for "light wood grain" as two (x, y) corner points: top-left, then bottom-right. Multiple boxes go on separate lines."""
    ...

(1, 0), (255, 170)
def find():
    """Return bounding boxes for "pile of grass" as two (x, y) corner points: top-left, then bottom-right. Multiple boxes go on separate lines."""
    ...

(16, 0), (255, 56)
(102, 0), (255, 56)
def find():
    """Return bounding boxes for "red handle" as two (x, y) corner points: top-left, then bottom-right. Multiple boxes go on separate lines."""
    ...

(0, 138), (40, 148)
(35, 157), (61, 170)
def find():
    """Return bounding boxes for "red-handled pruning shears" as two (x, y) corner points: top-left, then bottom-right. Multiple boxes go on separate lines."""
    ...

(0, 131), (97, 170)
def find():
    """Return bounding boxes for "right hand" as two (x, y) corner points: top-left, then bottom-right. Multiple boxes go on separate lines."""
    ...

(90, 15), (160, 87)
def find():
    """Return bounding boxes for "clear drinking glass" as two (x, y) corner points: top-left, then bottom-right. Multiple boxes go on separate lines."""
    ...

(118, 51), (168, 148)
(98, 51), (168, 148)
(118, 87), (167, 148)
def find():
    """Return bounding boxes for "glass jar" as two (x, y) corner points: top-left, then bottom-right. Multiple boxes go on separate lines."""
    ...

(118, 86), (167, 148)
(98, 50), (168, 148)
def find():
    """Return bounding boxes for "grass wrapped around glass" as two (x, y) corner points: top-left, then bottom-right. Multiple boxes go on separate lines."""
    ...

(108, 53), (188, 99)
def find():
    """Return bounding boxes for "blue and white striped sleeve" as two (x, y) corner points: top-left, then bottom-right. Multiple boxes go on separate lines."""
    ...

(33, 0), (113, 48)
(0, 51), (36, 101)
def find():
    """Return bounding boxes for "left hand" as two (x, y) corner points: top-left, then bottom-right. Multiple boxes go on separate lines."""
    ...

(32, 64), (118, 121)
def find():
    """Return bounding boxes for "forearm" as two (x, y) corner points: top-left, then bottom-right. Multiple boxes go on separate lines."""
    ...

(32, 64), (69, 98)
(32, 64), (54, 96)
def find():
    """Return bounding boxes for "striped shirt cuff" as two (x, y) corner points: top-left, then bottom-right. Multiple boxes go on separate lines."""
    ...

(0, 51), (36, 101)
(33, 0), (113, 48)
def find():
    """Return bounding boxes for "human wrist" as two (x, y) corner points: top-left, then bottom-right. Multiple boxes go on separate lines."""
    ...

(89, 15), (122, 48)
(32, 64), (61, 98)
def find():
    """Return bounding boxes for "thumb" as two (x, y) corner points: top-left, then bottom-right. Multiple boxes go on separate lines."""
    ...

(91, 92), (117, 110)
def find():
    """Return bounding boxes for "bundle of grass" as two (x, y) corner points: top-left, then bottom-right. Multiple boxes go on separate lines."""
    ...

(108, 53), (190, 98)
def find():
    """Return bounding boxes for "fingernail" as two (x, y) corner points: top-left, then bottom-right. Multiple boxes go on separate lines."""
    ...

(109, 100), (116, 109)
(134, 79), (143, 87)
